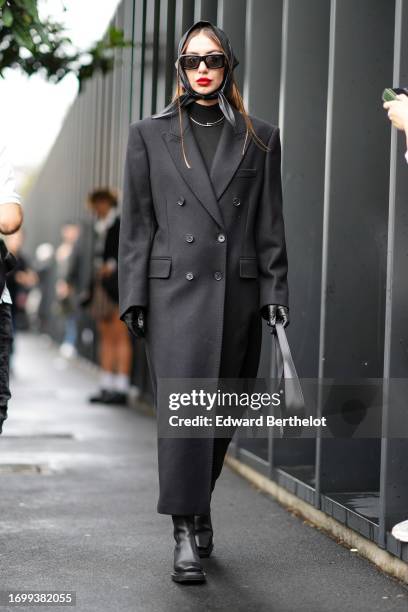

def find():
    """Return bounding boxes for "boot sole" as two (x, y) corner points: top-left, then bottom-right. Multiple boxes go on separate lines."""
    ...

(171, 571), (206, 583)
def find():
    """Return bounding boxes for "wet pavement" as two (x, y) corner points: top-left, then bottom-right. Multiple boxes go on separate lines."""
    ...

(0, 333), (407, 612)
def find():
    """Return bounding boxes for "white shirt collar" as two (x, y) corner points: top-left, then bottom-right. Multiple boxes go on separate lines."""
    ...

(94, 207), (117, 234)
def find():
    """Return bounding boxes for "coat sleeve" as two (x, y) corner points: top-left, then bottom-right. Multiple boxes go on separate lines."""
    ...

(255, 126), (289, 310)
(118, 123), (156, 319)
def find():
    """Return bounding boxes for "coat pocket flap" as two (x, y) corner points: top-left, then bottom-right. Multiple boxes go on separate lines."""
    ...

(240, 257), (258, 278)
(236, 168), (257, 178)
(148, 257), (172, 278)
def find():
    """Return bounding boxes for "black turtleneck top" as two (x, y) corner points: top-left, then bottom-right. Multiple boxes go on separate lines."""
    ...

(187, 101), (225, 174)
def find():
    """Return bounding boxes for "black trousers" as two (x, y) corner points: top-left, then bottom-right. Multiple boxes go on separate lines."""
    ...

(0, 303), (12, 431)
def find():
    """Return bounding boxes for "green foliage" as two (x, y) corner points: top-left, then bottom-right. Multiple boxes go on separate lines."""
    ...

(0, 1), (132, 89)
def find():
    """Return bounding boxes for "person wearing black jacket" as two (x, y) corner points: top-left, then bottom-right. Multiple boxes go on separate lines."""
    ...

(0, 141), (23, 433)
(83, 189), (132, 405)
(118, 21), (289, 583)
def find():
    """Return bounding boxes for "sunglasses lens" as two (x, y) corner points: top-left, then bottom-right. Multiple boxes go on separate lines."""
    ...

(179, 54), (225, 70)
(206, 55), (225, 69)
(180, 56), (200, 70)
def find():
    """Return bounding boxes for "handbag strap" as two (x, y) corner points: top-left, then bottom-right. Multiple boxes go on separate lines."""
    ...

(275, 323), (299, 380)
(275, 323), (305, 413)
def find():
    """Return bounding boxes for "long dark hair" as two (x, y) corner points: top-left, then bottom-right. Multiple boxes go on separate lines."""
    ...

(173, 25), (271, 168)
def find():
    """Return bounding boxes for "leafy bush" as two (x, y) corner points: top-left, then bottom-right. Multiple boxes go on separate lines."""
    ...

(0, 0), (132, 88)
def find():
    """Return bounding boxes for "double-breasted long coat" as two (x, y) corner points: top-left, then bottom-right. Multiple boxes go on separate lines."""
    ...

(118, 104), (289, 515)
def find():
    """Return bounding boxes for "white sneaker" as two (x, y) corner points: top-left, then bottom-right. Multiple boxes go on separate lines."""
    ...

(129, 385), (141, 400)
(391, 519), (408, 542)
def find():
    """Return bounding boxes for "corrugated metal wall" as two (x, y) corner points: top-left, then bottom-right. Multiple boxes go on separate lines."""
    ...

(25, 0), (408, 560)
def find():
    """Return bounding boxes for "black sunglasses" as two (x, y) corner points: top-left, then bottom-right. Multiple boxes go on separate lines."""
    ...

(178, 53), (226, 70)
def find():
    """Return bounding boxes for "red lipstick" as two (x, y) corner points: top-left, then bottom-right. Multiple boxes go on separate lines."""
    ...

(196, 78), (211, 85)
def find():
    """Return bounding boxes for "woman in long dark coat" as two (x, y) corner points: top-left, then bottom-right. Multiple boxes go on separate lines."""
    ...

(118, 20), (289, 583)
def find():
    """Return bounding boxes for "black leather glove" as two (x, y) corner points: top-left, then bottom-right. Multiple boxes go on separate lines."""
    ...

(261, 304), (290, 329)
(122, 306), (146, 338)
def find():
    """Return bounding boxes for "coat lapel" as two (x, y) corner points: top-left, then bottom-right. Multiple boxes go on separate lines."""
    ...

(162, 104), (249, 228)
(210, 107), (249, 201)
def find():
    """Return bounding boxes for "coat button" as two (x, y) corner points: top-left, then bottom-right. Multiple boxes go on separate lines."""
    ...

(185, 234), (194, 243)
(233, 197), (241, 206)
(217, 234), (226, 243)
(214, 271), (223, 281)
(186, 272), (194, 280)
(177, 197), (185, 206)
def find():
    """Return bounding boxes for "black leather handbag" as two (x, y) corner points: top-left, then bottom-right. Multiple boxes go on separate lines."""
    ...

(270, 323), (306, 437)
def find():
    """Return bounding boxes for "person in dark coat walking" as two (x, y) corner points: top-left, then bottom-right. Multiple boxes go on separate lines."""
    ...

(83, 189), (133, 405)
(118, 20), (289, 583)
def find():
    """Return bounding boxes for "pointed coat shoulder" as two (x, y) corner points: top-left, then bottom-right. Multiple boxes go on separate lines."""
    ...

(244, 113), (280, 147)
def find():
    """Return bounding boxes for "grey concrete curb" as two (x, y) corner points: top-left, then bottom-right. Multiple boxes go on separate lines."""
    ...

(225, 455), (408, 585)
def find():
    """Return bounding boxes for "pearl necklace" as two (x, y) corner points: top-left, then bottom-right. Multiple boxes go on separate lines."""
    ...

(189, 115), (225, 127)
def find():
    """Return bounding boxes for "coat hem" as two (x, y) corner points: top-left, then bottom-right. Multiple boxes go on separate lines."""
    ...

(157, 504), (212, 516)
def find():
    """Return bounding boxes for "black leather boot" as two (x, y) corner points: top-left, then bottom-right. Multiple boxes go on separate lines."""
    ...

(194, 514), (214, 558)
(171, 515), (206, 583)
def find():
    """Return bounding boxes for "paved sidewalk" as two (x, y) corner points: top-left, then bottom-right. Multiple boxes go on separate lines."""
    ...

(0, 333), (407, 612)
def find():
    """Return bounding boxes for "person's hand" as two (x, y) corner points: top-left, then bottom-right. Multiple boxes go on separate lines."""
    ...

(14, 269), (37, 287)
(261, 305), (290, 330)
(383, 94), (408, 131)
(56, 279), (71, 299)
(122, 306), (146, 338)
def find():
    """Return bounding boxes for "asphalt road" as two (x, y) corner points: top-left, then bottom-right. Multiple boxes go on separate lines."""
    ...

(0, 333), (407, 612)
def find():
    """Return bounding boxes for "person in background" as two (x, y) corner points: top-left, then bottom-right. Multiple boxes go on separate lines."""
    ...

(0, 140), (23, 434)
(383, 92), (408, 163)
(83, 188), (132, 405)
(383, 91), (408, 542)
(6, 229), (38, 335)
(54, 221), (80, 358)
(35, 242), (57, 334)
